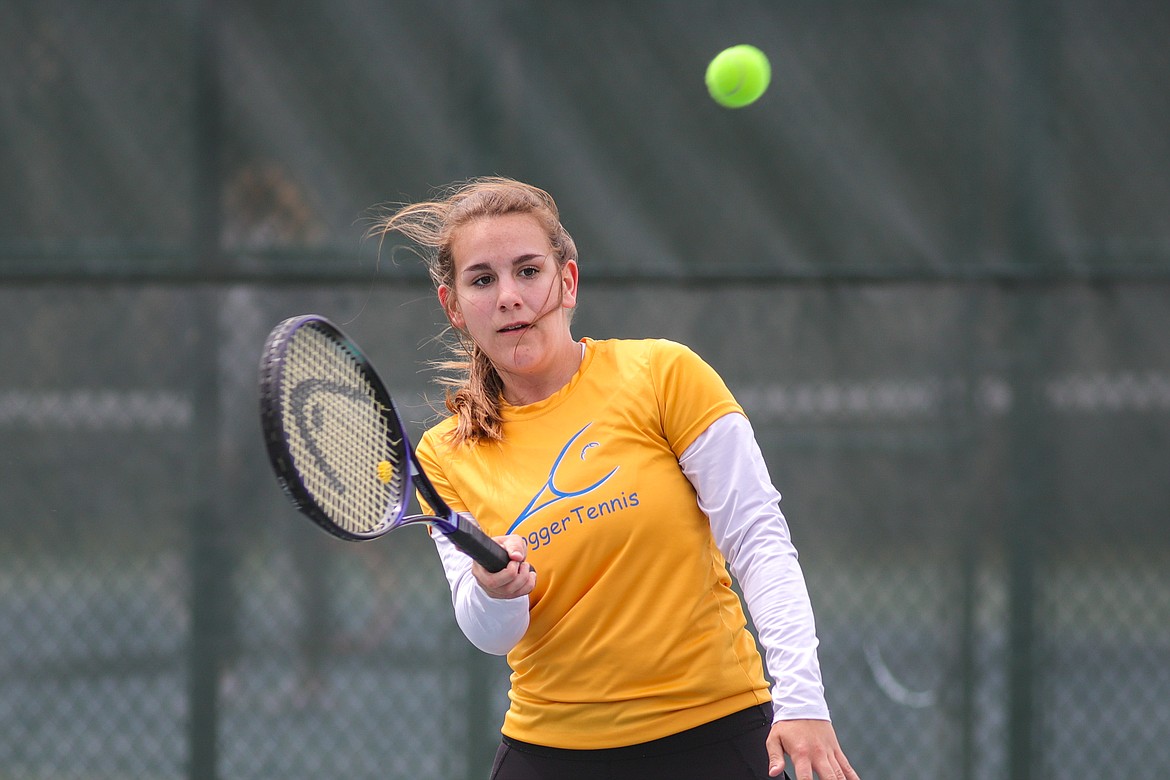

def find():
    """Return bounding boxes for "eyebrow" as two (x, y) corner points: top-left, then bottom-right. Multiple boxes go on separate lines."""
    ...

(461, 253), (547, 276)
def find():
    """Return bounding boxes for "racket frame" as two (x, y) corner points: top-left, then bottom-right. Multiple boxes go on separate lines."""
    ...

(259, 314), (510, 572)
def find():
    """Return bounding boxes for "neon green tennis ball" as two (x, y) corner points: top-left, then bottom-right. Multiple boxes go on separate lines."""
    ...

(705, 45), (772, 108)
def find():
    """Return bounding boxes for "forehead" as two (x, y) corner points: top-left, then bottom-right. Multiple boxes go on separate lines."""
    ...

(451, 213), (551, 268)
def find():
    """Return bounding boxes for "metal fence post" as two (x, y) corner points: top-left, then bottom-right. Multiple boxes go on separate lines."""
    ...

(187, 1), (226, 777)
(1005, 0), (1056, 775)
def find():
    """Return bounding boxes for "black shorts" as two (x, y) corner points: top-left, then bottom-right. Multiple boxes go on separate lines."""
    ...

(489, 704), (788, 780)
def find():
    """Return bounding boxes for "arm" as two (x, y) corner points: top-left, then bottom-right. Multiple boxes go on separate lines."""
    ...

(679, 413), (860, 779)
(678, 412), (829, 721)
(429, 522), (531, 655)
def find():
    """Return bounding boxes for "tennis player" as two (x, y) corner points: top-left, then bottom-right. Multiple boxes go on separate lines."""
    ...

(372, 177), (859, 780)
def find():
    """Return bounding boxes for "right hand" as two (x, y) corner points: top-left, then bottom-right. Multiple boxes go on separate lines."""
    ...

(473, 534), (537, 599)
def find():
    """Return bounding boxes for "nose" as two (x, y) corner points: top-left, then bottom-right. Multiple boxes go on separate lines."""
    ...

(496, 278), (523, 310)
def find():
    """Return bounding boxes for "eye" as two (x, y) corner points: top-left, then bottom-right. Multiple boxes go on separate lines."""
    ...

(470, 273), (494, 287)
(518, 265), (540, 279)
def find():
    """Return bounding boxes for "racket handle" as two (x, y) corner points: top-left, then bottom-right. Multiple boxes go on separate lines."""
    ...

(445, 514), (513, 573)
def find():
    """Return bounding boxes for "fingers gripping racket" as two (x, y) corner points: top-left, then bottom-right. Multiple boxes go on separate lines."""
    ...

(259, 314), (510, 572)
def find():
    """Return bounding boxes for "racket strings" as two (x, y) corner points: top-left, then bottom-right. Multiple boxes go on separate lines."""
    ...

(281, 326), (405, 534)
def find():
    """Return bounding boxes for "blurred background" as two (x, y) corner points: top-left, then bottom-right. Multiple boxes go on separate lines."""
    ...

(1, 1), (1168, 778)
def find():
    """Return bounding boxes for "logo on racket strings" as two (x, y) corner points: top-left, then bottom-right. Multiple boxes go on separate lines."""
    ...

(288, 379), (392, 495)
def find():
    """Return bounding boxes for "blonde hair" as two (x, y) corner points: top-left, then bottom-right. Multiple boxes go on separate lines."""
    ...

(369, 177), (578, 445)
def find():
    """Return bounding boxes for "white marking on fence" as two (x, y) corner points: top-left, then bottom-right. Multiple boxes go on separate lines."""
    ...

(0, 391), (192, 431)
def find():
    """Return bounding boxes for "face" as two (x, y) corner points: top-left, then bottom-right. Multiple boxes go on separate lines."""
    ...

(439, 212), (579, 387)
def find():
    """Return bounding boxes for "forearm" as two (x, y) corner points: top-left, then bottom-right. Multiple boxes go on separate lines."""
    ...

(733, 521), (829, 720)
(430, 526), (529, 655)
(679, 413), (830, 721)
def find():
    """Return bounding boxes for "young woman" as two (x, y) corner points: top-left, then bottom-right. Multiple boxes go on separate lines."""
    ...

(372, 177), (859, 780)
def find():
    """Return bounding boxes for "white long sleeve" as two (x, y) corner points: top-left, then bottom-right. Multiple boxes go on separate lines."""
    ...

(679, 412), (831, 722)
(430, 522), (529, 655)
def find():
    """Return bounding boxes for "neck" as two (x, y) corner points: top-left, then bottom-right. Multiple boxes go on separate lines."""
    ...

(500, 339), (583, 406)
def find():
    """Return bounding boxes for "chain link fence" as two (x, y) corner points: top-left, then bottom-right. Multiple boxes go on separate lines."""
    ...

(2, 2), (1168, 779)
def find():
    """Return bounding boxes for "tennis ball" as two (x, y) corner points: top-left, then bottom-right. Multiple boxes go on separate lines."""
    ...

(705, 45), (771, 109)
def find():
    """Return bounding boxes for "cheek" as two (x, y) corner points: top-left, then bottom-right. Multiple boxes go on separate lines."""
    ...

(452, 295), (497, 331)
(461, 295), (492, 317)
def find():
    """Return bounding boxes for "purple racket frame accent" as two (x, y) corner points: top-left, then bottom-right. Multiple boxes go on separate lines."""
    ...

(259, 314), (510, 573)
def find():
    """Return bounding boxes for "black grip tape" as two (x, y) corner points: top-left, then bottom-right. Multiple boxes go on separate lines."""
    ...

(444, 515), (513, 573)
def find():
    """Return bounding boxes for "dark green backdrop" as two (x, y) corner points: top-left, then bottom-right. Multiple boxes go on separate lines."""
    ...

(2, 1), (1168, 779)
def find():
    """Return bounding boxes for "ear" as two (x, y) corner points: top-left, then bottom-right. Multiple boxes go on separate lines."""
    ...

(560, 259), (579, 310)
(438, 284), (465, 330)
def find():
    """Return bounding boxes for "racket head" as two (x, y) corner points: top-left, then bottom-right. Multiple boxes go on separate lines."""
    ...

(259, 315), (423, 541)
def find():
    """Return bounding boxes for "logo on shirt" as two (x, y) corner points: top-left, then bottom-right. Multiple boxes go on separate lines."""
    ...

(506, 423), (618, 535)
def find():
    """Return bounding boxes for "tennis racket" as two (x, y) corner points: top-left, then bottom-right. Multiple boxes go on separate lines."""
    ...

(258, 314), (511, 572)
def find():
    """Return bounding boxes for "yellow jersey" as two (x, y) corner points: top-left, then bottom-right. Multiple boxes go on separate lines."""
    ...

(415, 337), (771, 749)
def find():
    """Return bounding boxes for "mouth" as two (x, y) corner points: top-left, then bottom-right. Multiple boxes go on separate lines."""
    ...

(498, 322), (531, 334)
